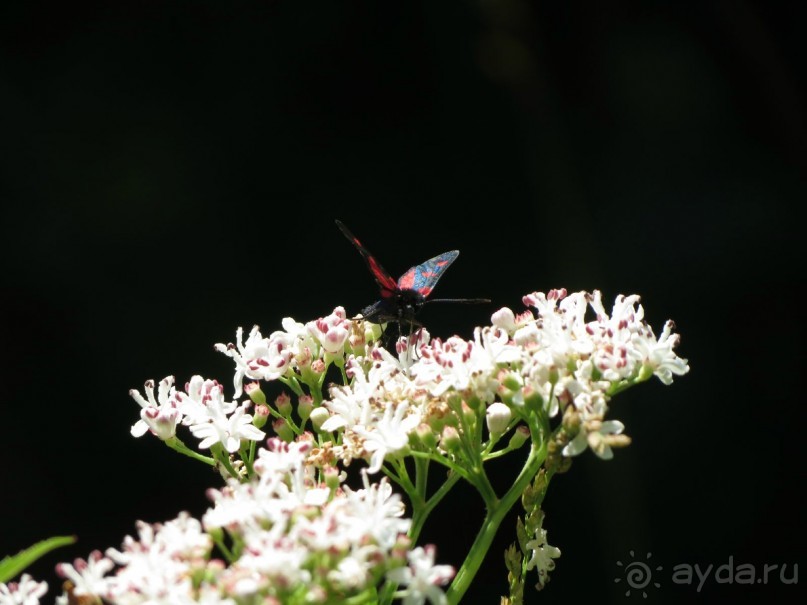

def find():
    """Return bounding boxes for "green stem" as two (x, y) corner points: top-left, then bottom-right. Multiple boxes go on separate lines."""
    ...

(408, 449), (471, 483)
(211, 443), (240, 479)
(381, 462), (461, 605)
(410, 471), (461, 542)
(239, 444), (255, 478)
(279, 375), (304, 397)
(165, 437), (215, 466)
(446, 440), (547, 604)
(415, 455), (429, 499)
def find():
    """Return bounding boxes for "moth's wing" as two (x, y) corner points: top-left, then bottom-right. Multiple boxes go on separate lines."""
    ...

(397, 250), (459, 297)
(336, 220), (398, 297)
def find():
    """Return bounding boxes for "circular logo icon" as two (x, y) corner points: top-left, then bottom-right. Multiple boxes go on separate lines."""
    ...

(615, 550), (662, 598)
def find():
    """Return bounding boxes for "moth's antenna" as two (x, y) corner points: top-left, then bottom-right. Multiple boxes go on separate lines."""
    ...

(425, 298), (491, 305)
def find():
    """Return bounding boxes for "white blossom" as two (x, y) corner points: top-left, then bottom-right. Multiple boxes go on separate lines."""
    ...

(355, 401), (421, 473)
(0, 574), (48, 605)
(129, 376), (181, 440)
(386, 545), (455, 605)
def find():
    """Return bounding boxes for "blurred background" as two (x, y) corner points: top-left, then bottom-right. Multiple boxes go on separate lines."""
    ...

(0, 1), (803, 603)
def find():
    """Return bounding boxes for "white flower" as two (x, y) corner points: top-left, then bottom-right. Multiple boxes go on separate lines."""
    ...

(341, 474), (410, 550)
(188, 385), (265, 453)
(253, 437), (310, 477)
(152, 512), (212, 559)
(525, 526), (561, 589)
(562, 419), (625, 460)
(0, 574), (48, 605)
(215, 326), (295, 397)
(327, 550), (373, 590)
(55, 551), (114, 598)
(129, 376), (181, 440)
(229, 531), (311, 590)
(321, 381), (375, 433)
(633, 319), (690, 384)
(175, 375), (231, 425)
(104, 520), (195, 604)
(354, 402), (421, 473)
(386, 545), (455, 605)
(307, 307), (351, 356)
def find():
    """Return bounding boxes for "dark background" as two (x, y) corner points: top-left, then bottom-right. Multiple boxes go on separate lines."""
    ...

(1, 1), (803, 603)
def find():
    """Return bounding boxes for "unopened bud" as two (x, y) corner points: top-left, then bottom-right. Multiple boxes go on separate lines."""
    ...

(486, 402), (512, 436)
(508, 425), (530, 450)
(273, 418), (294, 442)
(244, 382), (267, 406)
(501, 372), (522, 392)
(465, 395), (483, 412)
(523, 387), (544, 414)
(441, 426), (461, 452)
(252, 404), (270, 429)
(324, 466), (340, 491)
(298, 395), (314, 421)
(275, 392), (292, 416)
(415, 423), (437, 449)
(309, 407), (330, 432)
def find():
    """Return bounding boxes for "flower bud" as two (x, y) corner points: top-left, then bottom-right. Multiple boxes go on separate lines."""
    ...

(275, 392), (292, 416)
(244, 381), (267, 406)
(486, 402), (512, 436)
(501, 372), (522, 392)
(309, 407), (330, 432)
(465, 395), (483, 412)
(461, 402), (476, 427)
(414, 423), (437, 450)
(508, 425), (530, 450)
(252, 404), (270, 429)
(297, 395), (313, 421)
(324, 466), (341, 491)
(273, 418), (294, 442)
(441, 426), (461, 452)
(491, 307), (516, 332)
(523, 387), (544, 414)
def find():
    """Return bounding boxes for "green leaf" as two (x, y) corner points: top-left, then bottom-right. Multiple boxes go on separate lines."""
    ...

(0, 536), (76, 583)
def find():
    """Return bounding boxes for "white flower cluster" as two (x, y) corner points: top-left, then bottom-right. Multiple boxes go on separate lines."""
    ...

(499, 289), (689, 458)
(129, 375), (266, 452)
(214, 307), (357, 397)
(51, 438), (453, 605)
(314, 289), (688, 469)
(30, 288), (683, 605)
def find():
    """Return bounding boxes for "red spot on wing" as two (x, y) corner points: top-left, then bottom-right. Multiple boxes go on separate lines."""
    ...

(398, 268), (416, 290)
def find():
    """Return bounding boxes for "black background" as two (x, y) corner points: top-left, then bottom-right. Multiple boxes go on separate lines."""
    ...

(1, 1), (803, 604)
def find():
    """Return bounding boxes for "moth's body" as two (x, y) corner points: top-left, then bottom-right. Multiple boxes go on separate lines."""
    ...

(359, 290), (426, 327)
